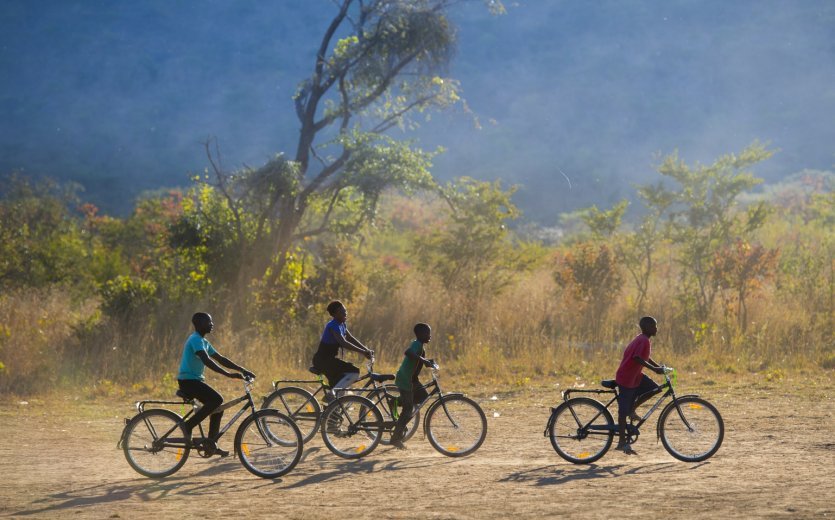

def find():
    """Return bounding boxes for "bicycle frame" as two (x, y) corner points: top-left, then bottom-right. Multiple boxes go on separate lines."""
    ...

(122, 379), (263, 450)
(345, 366), (463, 435)
(552, 370), (695, 437)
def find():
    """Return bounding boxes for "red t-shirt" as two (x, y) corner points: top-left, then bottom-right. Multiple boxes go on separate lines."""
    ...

(615, 334), (651, 388)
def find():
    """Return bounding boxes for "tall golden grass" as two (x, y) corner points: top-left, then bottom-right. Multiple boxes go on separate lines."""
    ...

(2, 258), (830, 396)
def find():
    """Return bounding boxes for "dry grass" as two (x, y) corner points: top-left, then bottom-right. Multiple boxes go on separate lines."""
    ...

(0, 264), (832, 397)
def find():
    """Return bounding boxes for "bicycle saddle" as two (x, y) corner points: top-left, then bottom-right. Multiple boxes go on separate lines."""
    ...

(175, 389), (194, 401)
(369, 373), (395, 383)
(600, 379), (617, 389)
(308, 366), (324, 376)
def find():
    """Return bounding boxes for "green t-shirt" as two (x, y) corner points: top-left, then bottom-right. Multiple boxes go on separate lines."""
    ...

(395, 340), (425, 391)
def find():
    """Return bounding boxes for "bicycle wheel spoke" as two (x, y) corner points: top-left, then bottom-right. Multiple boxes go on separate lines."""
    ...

(262, 387), (320, 443)
(122, 409), (190, 478)
(427, 396), (486, 457)
(549, 397), (614, 464)
(237, 410), (302, 478)
(321, 395), (382, 459)
(660, 397), (724, 462)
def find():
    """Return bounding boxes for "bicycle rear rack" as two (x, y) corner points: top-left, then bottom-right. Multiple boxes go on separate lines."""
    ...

(562, 388), (616, 402)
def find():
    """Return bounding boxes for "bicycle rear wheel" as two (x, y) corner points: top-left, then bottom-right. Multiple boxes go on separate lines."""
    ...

(262, 386), (321, 443)
(320, 395), (382, 459)
(235, 409), (303, 478)
(659, 396), (724, 462)
(122, 409), (190, 478)
(369, 385), (419, 445)
(548, 397), (614, 464)
(425, 395), (487, 457)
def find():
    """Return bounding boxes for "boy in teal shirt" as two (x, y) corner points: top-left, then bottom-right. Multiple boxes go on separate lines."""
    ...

(177, 312), (255, 457)
(390, 323), (435, 449)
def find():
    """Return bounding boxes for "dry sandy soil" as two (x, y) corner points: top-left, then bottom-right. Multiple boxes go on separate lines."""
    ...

(0, 376), (832, 519)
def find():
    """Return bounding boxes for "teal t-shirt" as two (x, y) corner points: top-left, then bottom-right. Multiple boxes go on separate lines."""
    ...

(177, 331), (218, 380)
(395, 340), (425, 391)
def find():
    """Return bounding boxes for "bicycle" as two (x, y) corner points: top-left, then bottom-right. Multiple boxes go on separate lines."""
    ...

(319, 362), (488, 459)
(119, 377), (303, 479)
(544, 367), (724, 464)
(262, 356), (419, 444)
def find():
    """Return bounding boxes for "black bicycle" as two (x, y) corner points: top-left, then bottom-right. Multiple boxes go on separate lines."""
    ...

(262, 356), (418, 445)
(544, 367), (724, 463)
(319, 363), (487, 459)
(119, 377), (303, 479)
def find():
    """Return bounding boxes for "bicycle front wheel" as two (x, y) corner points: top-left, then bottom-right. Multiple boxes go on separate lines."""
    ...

(235, 409), (303, 478)
(320, 395), (383, 459)
(548, 397), (614, 464)
(262, 386), (321, 443)
(426, 395), (487, 457)
(122, 409), (190, 478)
(659, 396), (724, 462)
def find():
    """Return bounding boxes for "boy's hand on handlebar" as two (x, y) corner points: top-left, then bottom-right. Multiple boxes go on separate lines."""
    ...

(423, 358), (437, 369)
(242, 369), (256, 380)
(229, 372), (245, 380)
(364, 349), (374, 360)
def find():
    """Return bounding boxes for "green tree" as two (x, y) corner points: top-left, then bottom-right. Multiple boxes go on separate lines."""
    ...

(644, 142), (774, 322)
(198, 0), (504, 306)
(411, 177), (536, 300)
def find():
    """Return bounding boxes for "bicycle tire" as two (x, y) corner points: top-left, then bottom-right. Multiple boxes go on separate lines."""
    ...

(548, 397), (614, 464)
(320, 394), (383, 459)
(262, 386), (321, 443)
(425, 395), (487, 457)
(235, 409), (303, 478)
(122, 408), (190, 478)
(659, 396), (724, 462)
(368, 385), (419, 445)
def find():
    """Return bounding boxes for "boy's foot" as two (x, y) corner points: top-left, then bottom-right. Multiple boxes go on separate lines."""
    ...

(628, 412), (641, 422)
(390, 439), (407, 450)
(615, 443), (638, 455)
(214, 447), (230, 458)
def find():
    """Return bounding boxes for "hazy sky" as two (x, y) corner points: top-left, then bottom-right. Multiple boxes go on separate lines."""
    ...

(1, 1), (833, 220)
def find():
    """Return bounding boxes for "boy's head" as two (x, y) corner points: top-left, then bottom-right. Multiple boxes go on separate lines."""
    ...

(327, 300), (347, 323)
(639, 316), (657, 337)
(414, 323), (431, 343)
(192, 312), (213, 336)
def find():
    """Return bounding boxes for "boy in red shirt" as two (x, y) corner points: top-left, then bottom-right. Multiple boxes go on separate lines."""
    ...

(615, 316), (665, 454)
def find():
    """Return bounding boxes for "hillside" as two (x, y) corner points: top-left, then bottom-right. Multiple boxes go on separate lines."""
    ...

(1, 0), (833, 220)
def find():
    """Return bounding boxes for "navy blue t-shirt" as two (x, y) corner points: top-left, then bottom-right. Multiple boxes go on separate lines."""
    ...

(316, 319), (346, 358)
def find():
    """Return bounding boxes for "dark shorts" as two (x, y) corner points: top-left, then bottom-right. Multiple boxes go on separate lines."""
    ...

(312, 352), (359, 387)
(617, 375), (660, 419)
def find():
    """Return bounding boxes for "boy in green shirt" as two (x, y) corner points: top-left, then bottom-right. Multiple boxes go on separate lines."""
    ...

(390, 323), (435, 449)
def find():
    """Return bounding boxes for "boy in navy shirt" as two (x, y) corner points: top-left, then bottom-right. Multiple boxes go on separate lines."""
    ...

(615, 316), (665, 454)
(390, 323), (435, 449)
(312, 300), (373, 392)
(177, 312), (255, 456)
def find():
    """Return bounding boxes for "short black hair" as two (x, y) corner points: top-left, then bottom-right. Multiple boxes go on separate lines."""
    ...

(326, 300), (345, 316)
(192, 312), (211, 327)
(639, 316), (657, 331)
(414, 323), (431, 336)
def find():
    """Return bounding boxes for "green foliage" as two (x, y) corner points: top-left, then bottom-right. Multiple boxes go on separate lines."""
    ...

(645, 142), (774, 323)
(0, 175), (91, 291)
(100, 275), (158, 318)
(411, 178), (538, 299)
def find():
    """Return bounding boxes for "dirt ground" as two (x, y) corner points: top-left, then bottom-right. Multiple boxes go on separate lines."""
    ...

(0, 376), (833, 519)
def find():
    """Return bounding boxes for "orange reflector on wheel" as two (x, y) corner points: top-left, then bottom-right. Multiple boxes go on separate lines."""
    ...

(689, 404), (703, 410)
(242, 443), (250, 456)
(356, 445), (366, 453)
(578, 451), (591, 459)
(306, 404), (315, 413)
(447, 446), (459, 452)
(175, 448), (183, 461)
